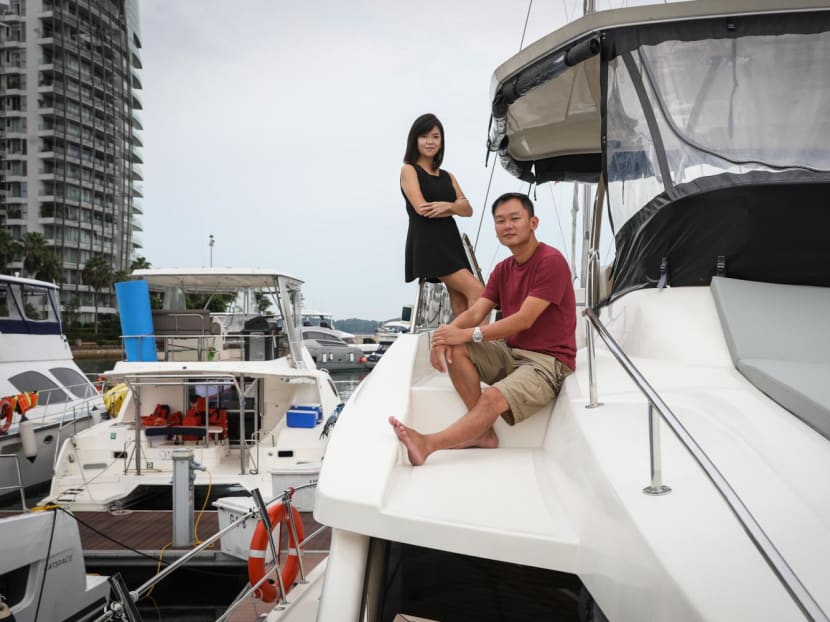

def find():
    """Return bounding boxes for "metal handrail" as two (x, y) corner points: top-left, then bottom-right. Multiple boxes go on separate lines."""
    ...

(583, 307), (829, 622)
(0, 455), (27, 511)
(120, 484), (326, 620)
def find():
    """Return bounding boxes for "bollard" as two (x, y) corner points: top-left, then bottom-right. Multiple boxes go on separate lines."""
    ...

(172, 448), (205, 547)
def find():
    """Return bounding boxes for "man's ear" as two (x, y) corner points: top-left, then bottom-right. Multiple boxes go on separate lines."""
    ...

(530, 215), (539, 230)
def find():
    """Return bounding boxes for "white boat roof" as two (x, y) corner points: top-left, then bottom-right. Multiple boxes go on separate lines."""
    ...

(491, 0), (830, 163)
(0, 273), (59, 289)
(130, 267), (302, 291)
(301, 310), (334, 318)
(105, 358), (322, 380)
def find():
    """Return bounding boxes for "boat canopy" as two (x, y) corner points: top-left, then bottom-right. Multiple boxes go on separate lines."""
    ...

(131, 268), (302, 293)
(130, 267), (307, 367)
(489, 0), (830, 299)
(0, 275), (62, 335)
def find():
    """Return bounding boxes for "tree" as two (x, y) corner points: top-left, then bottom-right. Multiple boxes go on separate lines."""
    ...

(82, 253), (114, 335)
(255, 292), (273, 314)
(35, 250), (62, 283)
(15, 232), (51, 278)
(63, 296), (80, 328)
(0, 228), (16, 274)
(129, 256), (151, 272)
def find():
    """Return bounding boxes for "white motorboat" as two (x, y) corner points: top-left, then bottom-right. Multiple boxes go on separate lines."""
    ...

(301, 309), (379, 354)
(0, 509), (112, 622)
(0, 274), (105, 504)
(302, 325), (371, 372)
(260, 2), (830, 621)
(43, 268), (342, 512)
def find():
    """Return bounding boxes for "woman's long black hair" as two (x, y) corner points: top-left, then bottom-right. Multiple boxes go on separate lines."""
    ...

(403, 113), (445, 168)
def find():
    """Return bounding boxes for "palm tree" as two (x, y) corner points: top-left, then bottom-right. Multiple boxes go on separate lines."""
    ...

(15, 232), (52, 278)
(129, 256), (151, 272)
(82, 254), (114, 335)
(35, 250), (62, 283)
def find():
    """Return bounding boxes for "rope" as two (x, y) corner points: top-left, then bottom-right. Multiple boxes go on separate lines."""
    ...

(473, 162), (496, 251)
(55, 507), (238, 577)
(193, 469), (213, 546)
(519, 0), (534, 52)
(33, 509), (58, 622)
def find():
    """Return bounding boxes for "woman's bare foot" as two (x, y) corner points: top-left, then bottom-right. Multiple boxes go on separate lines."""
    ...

(388, 416), (430, 466)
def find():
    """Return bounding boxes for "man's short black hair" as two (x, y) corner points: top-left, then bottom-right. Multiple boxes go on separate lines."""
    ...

(491, 192), (535, 217)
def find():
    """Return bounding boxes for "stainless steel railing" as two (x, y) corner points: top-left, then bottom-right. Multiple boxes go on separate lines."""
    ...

(87, 485), (325, 622)
(0, 455), (27, 511)
(583, 307), (829, 622)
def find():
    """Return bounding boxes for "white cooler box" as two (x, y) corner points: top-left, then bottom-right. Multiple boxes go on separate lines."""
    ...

(270, 463), (320, 512)
(213, 496), (261, 561)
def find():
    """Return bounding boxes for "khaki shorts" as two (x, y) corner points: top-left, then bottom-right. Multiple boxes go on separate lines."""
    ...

(466, 340), (573, 425)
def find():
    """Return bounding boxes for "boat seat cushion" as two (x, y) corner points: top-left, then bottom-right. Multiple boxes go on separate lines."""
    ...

(152, 310), (212, 335)
(711, 276), (830, 440)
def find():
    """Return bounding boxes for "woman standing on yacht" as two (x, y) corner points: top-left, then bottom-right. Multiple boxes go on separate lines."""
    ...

(402, 113), (483, 317)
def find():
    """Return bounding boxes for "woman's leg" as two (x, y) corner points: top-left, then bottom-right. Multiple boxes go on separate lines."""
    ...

(441, 269), (484, 315)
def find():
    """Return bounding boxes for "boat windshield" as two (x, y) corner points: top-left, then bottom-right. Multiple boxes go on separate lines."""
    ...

(606, 29), (830, 232)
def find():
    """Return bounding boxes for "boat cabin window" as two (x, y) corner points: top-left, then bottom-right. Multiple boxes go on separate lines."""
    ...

(20, 284), (59, 322)
(606, 29), (830, 233)
(0, 283), (22, 319)
(303, 330), (346, 346)
(8, 371), (70, 405)
(50, 367), (96, 398)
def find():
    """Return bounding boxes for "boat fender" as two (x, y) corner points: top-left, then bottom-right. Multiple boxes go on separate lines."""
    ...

(247, 502), (305, 603)
(19, 415), (37, 463)
(0, 397), (14, 434)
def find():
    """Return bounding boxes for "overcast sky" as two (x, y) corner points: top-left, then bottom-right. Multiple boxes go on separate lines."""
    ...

(138, 0), (627, 321)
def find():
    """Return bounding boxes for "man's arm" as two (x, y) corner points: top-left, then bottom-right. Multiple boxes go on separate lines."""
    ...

(429, 297), (494, 372)
(449, 296), (493, 329)
(433, 295), (550, 347)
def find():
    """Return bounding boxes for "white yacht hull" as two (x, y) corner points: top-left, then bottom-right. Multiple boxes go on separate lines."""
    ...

(289, 287), (829, 622)
(0, 509), (111, 622)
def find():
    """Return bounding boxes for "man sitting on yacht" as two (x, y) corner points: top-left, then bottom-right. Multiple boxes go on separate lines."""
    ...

(390, 192), (576, 465)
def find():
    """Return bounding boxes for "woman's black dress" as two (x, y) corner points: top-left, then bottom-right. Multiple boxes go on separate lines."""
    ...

(403, 165), (472, 283)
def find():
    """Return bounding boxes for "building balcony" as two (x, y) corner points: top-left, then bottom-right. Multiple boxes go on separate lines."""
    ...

(1, 39), (26, 50)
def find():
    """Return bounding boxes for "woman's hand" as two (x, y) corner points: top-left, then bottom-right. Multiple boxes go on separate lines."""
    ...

(419, 201), (455, 218)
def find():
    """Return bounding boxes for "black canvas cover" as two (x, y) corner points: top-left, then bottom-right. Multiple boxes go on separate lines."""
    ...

(610, 171), (830, 301)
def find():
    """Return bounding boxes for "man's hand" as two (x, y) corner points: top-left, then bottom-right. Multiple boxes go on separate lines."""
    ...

(430, 343), (448, 372)
(432, 324), (469, 346)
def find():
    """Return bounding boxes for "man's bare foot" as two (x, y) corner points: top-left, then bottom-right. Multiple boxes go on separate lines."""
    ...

(388, 416), (430, 466)
(451, 427), (499, 449)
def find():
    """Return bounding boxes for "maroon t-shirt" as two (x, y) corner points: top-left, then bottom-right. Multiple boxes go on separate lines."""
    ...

(481, 242), (576, 370)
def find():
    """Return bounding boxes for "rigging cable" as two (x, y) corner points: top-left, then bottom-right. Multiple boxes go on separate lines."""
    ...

(33, 509), (58, 622)
(473, 0), (534, 253)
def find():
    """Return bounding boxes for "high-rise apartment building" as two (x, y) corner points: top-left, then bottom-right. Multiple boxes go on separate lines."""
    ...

(0, 0), (142, 320)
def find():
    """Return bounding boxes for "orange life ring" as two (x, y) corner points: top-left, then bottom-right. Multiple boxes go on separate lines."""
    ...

(0, 397), (14, 434)
(247, 502), (305, 602)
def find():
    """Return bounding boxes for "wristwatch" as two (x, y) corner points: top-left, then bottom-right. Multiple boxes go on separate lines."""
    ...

(472, 326), (484, 343)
